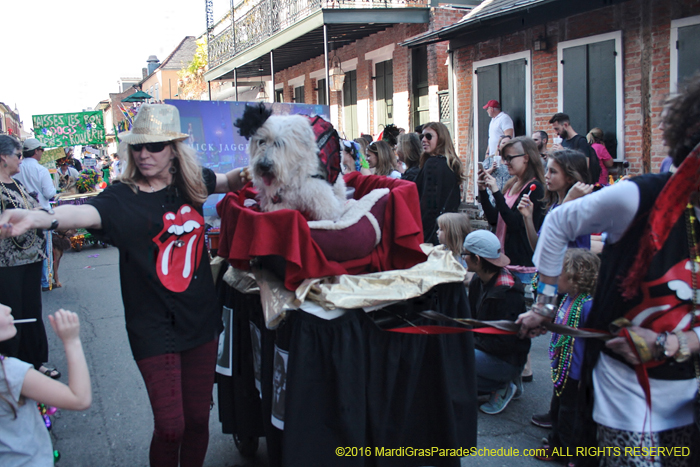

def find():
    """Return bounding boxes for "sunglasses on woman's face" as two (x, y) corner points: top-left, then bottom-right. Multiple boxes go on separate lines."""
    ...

(130, 142), (169, 153)
(503, 154), (526, 164)
(421, 133), (433, 141)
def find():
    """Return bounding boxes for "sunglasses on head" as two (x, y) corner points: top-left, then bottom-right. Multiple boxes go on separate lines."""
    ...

(421, 133), (433, 141)
(130, 142), (169, 153)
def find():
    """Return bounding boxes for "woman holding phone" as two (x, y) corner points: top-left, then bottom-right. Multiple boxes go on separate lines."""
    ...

(478, 136), (545, 292)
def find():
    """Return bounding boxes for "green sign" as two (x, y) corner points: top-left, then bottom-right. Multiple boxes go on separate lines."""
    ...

(32, 111), (105, 148)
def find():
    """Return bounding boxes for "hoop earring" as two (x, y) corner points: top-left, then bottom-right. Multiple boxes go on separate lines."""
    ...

(169, 165), (177, 174)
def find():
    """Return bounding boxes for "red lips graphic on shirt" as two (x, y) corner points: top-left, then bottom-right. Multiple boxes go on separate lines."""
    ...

(153, 205), (205, 293)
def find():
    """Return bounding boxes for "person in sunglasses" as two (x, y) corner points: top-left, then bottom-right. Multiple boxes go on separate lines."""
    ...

(478, 136), (545, 300)
(415, 122), (465, 245)
(0, 104), (249, 467)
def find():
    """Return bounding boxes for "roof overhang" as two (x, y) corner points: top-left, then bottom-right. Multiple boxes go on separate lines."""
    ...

(205, 8), (430, 81)
(401, 0), (627, 49)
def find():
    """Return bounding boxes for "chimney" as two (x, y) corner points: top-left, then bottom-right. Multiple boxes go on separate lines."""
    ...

(147, 55), (160, 76)
(142, 68), (148, 79)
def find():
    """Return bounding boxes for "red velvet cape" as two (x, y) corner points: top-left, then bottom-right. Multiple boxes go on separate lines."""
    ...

(216, 172), (427, 290)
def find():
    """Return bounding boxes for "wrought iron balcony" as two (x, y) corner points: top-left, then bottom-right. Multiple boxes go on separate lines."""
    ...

(208, 0), (429, 70)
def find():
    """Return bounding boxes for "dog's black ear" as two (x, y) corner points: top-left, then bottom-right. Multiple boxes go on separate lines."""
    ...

(234, 102), (272, 140)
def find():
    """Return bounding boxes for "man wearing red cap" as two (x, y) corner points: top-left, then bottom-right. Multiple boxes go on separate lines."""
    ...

(484, 100), (514, 157)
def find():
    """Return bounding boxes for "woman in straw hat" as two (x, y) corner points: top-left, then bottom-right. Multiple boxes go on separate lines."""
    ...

(0, 104), (249, 467)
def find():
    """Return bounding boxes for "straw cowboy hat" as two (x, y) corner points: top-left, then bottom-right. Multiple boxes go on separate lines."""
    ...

(118, 104), (189, 145)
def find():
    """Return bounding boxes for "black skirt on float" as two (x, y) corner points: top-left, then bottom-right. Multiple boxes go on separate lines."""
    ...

(217, 281), (476, 467)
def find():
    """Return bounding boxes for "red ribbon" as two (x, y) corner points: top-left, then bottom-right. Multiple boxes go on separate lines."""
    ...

(387, 325), (511, 335)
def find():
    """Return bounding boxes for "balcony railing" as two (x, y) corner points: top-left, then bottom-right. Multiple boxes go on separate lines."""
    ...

(208, 0), (429, 69)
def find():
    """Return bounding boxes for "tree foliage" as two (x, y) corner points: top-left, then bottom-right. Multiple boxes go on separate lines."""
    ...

(178, 37), (208, 100)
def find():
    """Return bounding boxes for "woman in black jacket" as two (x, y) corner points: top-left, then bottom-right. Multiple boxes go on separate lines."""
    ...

(415, 122), (464, 244)
(478, 136), (545, 291)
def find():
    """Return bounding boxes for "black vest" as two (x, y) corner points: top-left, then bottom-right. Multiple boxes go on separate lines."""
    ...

(585, 172), (696, 380)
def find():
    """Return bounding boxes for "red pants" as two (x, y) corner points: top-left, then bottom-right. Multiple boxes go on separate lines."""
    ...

(136, 339), (217, 467)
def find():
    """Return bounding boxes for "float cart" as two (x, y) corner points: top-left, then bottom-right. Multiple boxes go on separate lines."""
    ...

(213, 173), (478, 467)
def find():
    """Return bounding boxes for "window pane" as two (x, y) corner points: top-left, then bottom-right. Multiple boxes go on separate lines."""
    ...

(678, 24), (700, 86)
(294, 86), (305, 104)
(476, 64), (499, 161)
(587, 40), (617, 158)
(318, 79), (327, 106)
(343, 70), (358, 139)
(562, 44), (588, 137)
(500, 59), (526, 138)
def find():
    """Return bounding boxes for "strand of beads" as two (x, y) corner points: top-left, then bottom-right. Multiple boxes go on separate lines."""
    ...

(549, 293), (592, 396)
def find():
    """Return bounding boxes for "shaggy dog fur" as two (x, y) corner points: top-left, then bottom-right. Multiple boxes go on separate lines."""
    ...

(248, 114), (346, 221)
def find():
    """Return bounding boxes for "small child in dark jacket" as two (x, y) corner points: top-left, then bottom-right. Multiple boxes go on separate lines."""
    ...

(463, 230), (531, 415)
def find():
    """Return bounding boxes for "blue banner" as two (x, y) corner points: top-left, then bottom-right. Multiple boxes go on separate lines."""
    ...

(165, 99), (330, 216)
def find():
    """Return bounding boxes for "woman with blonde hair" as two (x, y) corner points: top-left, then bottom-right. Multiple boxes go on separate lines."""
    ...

(366, 140), (401, 178)
(478, 136), (545, 291)
(585, 127), (614, 185)
(0, 104), (248, 467)
(416, 121), (464, 244)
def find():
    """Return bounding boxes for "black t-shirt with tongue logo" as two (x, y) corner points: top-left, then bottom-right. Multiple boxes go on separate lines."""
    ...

(87, 168), (221, 360)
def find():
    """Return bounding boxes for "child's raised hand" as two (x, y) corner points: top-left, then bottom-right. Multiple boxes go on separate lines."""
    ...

(48, 309), (81, 344)
(563, 182), (593, 203)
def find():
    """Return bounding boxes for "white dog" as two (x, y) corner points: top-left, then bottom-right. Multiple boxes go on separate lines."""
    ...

(248, 114), (346, 221)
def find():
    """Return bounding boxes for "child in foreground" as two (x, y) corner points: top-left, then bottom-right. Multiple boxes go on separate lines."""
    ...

(437, 213), (473, 285)
(436, 212), (472, 267)
(534, 249), (599, 467)
(0, 305), (92, 466)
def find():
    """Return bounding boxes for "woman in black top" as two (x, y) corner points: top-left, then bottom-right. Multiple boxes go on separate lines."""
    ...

(478, 136), (545, 289)
(415, 122), (464, 245)
(0, 105), (248, 467)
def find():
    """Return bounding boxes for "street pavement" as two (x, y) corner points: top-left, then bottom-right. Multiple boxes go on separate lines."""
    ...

(42, 246), (555, 466)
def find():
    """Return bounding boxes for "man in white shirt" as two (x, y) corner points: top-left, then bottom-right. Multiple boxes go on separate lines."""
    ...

(14, 138), (56, 291)
(110, 153), (122, 180)
(484, 100), (514, 157)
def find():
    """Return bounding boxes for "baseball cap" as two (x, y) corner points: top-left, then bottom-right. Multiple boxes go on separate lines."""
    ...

(463, 230), (510, 267)
(23, 138), (45, 152)
(482, 100), (500, 110)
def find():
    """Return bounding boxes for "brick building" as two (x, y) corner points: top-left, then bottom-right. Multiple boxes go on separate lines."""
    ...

(406, 0), (700, 199)
(140, 36), (199, 102)
(203, 0), (700, 201)
(0, 102), (22, 137)
(203, 0), (476, 140)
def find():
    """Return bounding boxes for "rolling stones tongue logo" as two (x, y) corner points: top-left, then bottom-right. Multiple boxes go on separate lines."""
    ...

(153, 205), (204, 293)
